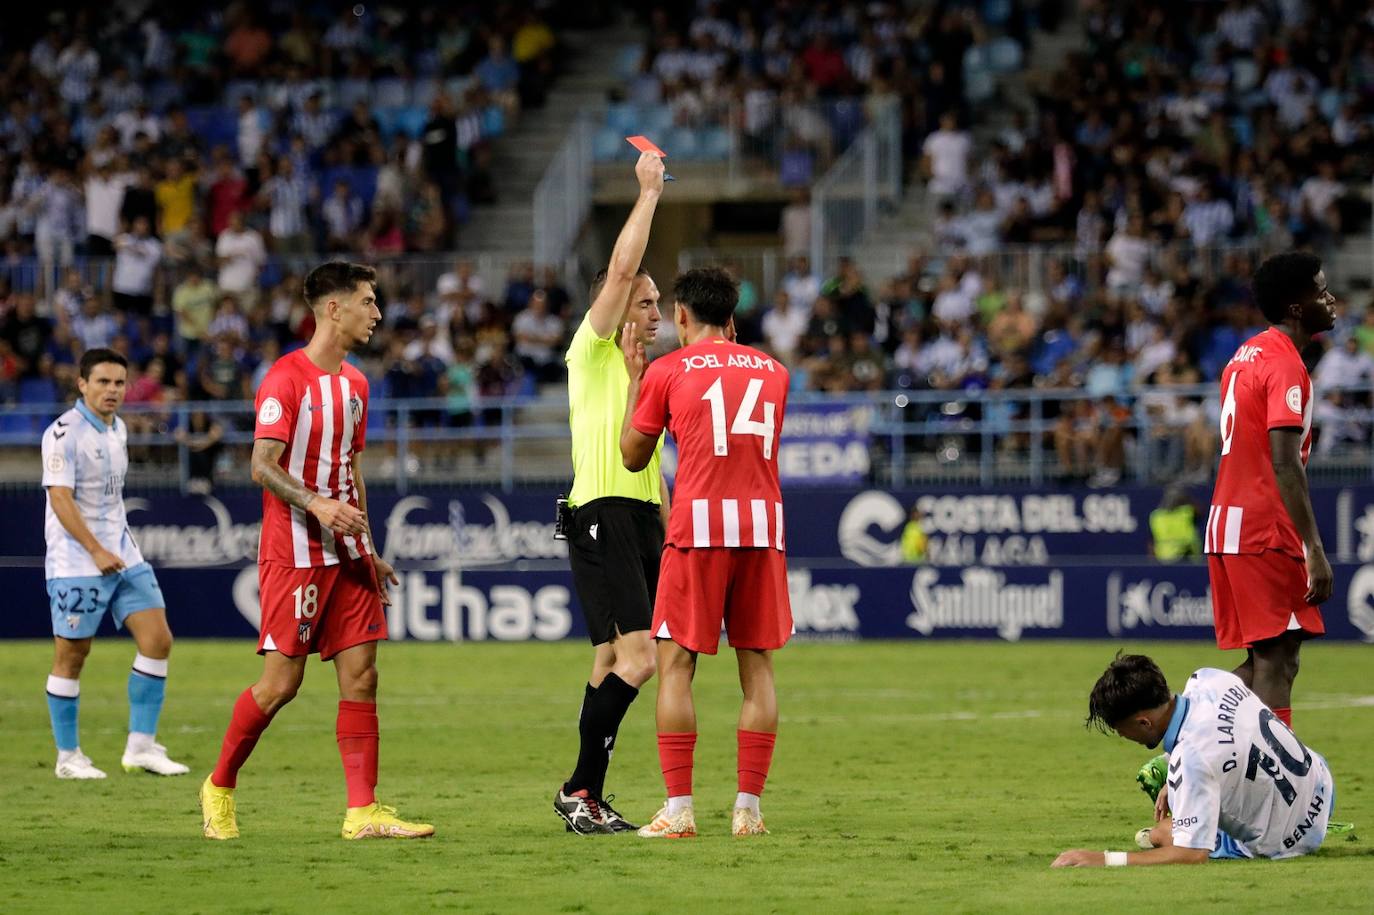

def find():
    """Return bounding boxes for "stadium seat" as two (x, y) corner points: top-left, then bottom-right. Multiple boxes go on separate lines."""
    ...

(395, 107), (429, 139)
(615, 46), (644, 81)
(667, 127), (699, 160)
(18, 378), (56, 406)
(372, 107), (399, 140)
(700, 126), (731, 161)
(594, 126), (625, 161)
(371, 78), (408, 109)
(410, 79), (440, 112)
(337, 78), (372, 108)
(606, 102), (639, 136)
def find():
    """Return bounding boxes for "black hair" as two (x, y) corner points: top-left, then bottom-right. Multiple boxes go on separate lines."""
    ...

(303, 261), (377, 308)
(1253, 251), (1323, 324)
(79, 347), (128, 379)
(1086, 652), (1171, 734)
(588, 266), (650, 302)
(672, 266), (738, 328)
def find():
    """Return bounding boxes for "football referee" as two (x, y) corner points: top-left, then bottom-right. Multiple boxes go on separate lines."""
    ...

(553, 152), (669, 835)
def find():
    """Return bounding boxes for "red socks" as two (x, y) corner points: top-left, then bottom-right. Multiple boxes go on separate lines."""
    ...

(1274, 706), (1293, 729)
(657, 732), (697, 798)
(211, 688), (273, 789)
(738, 729), (777, 795)
(337, 700), (379, 809)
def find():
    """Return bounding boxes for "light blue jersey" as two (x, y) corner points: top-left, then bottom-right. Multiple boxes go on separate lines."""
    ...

(41, 400), (162, 637)
(41, 400), (144, 579)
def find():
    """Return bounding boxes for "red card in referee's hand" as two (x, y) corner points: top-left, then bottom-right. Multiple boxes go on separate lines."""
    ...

(625, 136), (676, 180)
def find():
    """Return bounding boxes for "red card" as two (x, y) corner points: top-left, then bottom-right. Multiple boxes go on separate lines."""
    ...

(626, 135), (667, 157)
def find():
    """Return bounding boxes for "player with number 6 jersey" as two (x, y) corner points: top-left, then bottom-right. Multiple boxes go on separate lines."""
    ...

(1203, 252), (1336, 737)
(201, 262), (432, 842)
(621, 266), (791, 839)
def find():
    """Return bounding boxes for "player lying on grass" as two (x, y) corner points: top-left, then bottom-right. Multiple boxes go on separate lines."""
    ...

(1053, 653), (1337, 867)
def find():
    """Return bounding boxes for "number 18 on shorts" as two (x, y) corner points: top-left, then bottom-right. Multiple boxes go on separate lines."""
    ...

(257, 556), (387, 661)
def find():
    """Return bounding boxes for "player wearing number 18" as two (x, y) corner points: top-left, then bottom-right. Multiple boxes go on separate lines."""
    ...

(200, 262), (432, 840)
(621, 267), (792, 838)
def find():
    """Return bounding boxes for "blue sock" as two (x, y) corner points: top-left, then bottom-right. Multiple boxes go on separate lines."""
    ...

(46, 676), (80, 752)
(128, 658), (167, 738)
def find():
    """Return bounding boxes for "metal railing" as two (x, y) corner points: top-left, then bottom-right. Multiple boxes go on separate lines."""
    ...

(533, 115), (595, 267)
(808, 98), (903, 274)
(5, 384), (1373, 492)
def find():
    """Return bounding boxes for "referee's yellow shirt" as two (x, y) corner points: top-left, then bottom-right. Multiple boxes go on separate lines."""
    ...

(565, 314), (662, 507)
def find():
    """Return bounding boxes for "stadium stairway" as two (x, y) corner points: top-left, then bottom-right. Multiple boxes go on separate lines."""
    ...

(457, 20), (645, 257)
(846, 13), (1089, 285)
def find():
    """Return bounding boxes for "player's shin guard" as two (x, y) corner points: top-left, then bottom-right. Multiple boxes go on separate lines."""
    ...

(737, 729), (776, 798)
(569, 674), (638, 797)
(657, 731), (696, 799)
(46, 675), (80, 752)
(337, 700), (379, 809)
(211, 688), (274, 788)
(128, 654), (168, 740)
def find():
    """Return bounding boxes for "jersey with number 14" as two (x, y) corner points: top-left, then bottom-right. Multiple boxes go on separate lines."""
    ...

(254, 349), (372, 568)
(1208, 327), (1312, 558)
(632, 338), (789, 551)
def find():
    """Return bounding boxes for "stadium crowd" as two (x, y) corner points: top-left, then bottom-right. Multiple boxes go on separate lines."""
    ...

(0, 1), (1371, 488)
(0, 3), (565, 272)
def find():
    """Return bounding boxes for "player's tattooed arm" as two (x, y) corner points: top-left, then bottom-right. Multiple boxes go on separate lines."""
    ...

(250, 438), (367, 536)
(1269, 427), (1333, 604)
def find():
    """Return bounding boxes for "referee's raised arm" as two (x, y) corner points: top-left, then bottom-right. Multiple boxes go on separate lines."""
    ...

(553, 150), (669, 836)
(586, 152), (665, 339)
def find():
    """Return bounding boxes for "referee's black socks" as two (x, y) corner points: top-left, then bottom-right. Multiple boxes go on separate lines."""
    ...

(568, 673), (639, 799)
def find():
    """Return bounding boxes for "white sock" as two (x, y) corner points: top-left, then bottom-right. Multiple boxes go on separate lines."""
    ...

(126, 731), (155, 754)
(667, 794), (693, 815)
(735, 792), (761, 813)
(132, 653), (169, 678)
(57, 747), (82, 764)
(46, 674), (80, 697)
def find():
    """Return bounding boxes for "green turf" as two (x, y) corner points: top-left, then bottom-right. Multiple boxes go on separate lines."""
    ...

(1, 639), (1371, 913)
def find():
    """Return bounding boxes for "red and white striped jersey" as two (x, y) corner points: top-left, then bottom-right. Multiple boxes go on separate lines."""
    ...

(1206, 327), (1312, 557)
(254, 349), (372, 567)
(632, 338), (789, 551)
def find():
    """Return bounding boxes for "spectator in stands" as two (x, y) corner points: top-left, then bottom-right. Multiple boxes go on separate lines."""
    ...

(476, 37), (521, 119)
(207, 156), (248, 237)
(72, 296), (119, 351)
(761, 289), (807, 363)
(322, 179), (364, 252)
(2, 293), (50, 378)
(922, 112), (972, 201)
(214, 210), (266, 306)
(196, 335), (247, 401)
(1316, 335), (1374, 394)
(33, 169), (82, 276)
(259, 156), (312, 254)
(111, 216), (162, 317)
(207, 295), (250, 345)
(84, 158), (129, 258)
(176, 409), (225, 494)
(511, 289), (565, 384)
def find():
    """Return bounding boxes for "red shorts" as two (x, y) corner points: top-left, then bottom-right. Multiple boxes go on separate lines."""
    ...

(652, 546), (792, 655)
(1208, 550), (1325, 650)
(258, 555), (387, 661)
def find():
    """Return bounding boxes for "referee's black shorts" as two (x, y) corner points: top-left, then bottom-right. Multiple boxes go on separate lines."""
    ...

(567, 497), (664, 645)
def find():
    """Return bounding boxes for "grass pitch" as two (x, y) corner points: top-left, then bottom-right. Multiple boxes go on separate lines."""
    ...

(0, 639), (1371, 913)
